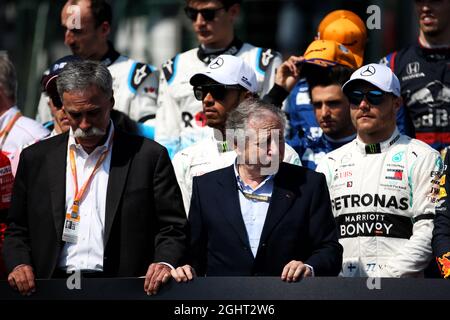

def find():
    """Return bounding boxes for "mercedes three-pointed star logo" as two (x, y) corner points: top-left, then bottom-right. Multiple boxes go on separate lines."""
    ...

(360, 65), (376, 76)
(209, 57), (224, 69)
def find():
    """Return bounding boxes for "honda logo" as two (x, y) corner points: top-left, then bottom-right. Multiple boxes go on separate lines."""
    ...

(406, 62), (420, 75)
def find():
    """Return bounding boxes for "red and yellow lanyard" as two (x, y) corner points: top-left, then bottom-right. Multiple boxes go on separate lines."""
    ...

(67, 134), (113, 221)
(0, 112), (21, 150)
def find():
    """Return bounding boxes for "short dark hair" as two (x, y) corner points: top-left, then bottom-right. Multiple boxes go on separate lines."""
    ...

(89, 0), (112, 27)
(185, 0), (242, 9)
(70, 0), (112, 27)
(304, 64), (353, 92)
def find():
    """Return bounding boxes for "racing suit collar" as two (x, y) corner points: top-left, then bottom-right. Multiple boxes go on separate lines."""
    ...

(197, 38), (244, 64)
(417, 37), (450, 59)
(99, 41), (121, 67)
(355, 128), (401, 154)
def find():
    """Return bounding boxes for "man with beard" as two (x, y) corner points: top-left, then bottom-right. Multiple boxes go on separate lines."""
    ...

(4, 61), (188, 296)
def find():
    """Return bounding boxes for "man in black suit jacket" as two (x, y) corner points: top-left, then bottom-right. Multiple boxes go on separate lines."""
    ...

(172, 98), (342, 281)
(3, 61), (188, 295)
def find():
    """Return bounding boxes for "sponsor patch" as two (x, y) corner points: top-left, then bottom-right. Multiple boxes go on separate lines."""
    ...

(385, 169), (403, 180)
(129, 63), (152, 93)
(336, 212), (416, 239)
(437, 252), (450, 279)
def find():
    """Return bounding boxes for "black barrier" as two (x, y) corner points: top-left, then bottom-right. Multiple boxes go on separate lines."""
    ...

(1, 277), (450, 300)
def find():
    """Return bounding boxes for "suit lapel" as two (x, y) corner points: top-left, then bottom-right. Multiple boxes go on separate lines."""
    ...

(218, 165), (251, 248)
(259, 165), (296, 243)
(104, 132), (131, 245)
(47, 133), (69, 241)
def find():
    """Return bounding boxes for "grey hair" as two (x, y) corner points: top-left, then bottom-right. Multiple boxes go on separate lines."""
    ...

(57, 60), (113, 99)
(225, 97), (286, 140)
(0, 54), (17, 102)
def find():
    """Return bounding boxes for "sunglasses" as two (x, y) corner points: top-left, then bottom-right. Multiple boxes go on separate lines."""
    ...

(184, 6), (225, 21)
(194, 85), (242, 101)
(347, 90), (385, 106)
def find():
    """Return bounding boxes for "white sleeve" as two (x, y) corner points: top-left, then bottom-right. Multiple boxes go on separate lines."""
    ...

(384, 149), (442, 277)
(171, 150), (191, 215)
(35, 93), (53, 124)
(128, 67), (159, 131)
(283, 143), (302, 166)
(315, 156), (333, 187)
(155, 70), (182, 157)
(259, 50), (282, 97)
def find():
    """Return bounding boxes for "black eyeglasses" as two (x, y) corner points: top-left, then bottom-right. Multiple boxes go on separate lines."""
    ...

(347, 90), (385, 106)
(193, 85), (242, 101)
(184, 6), (225, 21)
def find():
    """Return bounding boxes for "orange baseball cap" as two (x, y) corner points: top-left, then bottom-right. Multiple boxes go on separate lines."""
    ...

(317, 10), (367, 67)
(303, 39), (358, 69)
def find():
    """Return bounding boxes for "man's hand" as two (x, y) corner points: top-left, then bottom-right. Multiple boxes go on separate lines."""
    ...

(7, 264), (35, 296)
(171, 264), (196, 283)
(281, 260), (312, 282)
(275, 56), (305, 92)
(144, 263), (172, 295)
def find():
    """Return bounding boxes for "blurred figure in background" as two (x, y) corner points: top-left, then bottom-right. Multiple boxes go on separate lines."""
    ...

(156, 0), (282, 157)
(0, 54), (49, 279)
(36, 0), (158, 139)
(380, 0), (450, 152)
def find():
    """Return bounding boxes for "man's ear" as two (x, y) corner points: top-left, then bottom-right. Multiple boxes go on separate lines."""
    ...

(99, 21), (111, 38)
(242, 90), (254, 100)
(110, 94), (115, 110)
(393, 95), (402, 114)
(228, 3), (240, 22)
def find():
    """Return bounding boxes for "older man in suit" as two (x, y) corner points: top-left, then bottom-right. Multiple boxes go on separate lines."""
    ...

(171, 98), (342, 282)
(4, 61), (188, 295)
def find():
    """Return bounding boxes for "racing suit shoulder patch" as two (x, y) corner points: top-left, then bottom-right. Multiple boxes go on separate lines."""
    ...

(379, 51), (398, 72)
(162, 56), (177, 84)
(256, 48), (277, 75)
(128, 62), (153, 94)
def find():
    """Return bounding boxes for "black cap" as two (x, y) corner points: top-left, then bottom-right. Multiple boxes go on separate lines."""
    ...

(41, 55), (81, 108)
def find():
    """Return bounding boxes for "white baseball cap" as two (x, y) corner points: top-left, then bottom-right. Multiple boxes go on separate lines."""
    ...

(342, 63), (401, 96)
(190, 55), (258, 93)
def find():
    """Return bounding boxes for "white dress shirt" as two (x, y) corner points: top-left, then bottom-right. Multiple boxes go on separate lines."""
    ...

(58, 122), (114, 272)
(234, 163), (273, 258)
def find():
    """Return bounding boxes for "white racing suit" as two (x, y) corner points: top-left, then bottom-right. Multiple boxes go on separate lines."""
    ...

(172, 128), (302, 213)
(316, 129), (442, 277)
(36, 44), (159, 138)
(156, 39), (282, 157)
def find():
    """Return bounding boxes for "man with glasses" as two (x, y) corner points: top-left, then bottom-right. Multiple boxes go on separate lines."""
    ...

(156, 0), (281, 157)
(316, 63), (442, 277)
(172, 55), (300, 212)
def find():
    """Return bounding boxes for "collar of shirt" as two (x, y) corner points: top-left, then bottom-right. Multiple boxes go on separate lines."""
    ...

(233, 161), (274, 196)
(0, 106), (20, 130)
(213, 137), (233, 154)
(68, 120), (114, 157)
(355, 128), (400, 155)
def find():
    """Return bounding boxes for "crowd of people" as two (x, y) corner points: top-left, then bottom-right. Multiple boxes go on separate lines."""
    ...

(0, 0), (449, 296)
